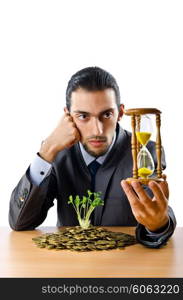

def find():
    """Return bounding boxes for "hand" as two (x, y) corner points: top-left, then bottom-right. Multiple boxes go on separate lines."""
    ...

(39, 110), (80, 162)
(121, 180), (169, 232)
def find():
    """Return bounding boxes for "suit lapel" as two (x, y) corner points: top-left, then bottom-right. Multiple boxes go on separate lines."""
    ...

(94, 165), (117, 225)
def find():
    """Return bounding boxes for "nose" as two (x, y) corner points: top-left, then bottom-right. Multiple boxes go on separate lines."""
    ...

(91, 117), (103, 136)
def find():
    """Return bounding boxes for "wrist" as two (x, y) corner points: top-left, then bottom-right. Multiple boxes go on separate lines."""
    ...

(39, 140), (59, 163)
(146, 215), (169, 233)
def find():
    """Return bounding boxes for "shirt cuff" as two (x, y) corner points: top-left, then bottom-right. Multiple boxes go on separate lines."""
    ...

(145, 217), (170, 238)
(29, 153), (52, 186)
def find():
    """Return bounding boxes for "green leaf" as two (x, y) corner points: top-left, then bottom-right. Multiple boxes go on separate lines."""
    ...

(87, 190), (92, 197)
(82, 196), (87, 204)
(92, 198), (104, 207)
(74, 195), (80, 207)
(68, 195), (73, 204)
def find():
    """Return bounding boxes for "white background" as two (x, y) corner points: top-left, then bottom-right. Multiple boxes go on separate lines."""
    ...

(0, 0), (182, 226)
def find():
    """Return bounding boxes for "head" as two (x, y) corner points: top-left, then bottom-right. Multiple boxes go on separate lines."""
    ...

(65, 67), (124, 157)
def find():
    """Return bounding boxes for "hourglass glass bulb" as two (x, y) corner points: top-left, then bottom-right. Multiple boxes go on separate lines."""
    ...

(137, 147), (155, 178)
(136, 114), (155, 179)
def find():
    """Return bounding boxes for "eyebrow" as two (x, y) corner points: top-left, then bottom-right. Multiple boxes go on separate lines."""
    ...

(73, 108), (115, 116)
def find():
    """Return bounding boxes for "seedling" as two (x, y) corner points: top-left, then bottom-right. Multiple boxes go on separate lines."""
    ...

(68, 190), (104, 229)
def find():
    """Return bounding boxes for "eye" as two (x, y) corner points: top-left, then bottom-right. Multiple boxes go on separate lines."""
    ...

(103, 111), (113, 119)
(77, 114), (88, 120)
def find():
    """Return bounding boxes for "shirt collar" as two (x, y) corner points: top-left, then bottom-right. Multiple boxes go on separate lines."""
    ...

(79, 131), (116, 166)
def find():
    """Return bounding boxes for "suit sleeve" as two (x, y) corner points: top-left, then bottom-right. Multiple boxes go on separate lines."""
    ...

(8, 166), (57, 231)
(136, 206), (176, 248)
(29, 154), (52, 185)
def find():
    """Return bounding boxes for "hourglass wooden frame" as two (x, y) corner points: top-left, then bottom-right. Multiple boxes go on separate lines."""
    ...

(124, 108), (165, 184)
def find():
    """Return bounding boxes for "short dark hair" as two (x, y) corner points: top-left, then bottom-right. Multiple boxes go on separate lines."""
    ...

(66, 66), (121, 110)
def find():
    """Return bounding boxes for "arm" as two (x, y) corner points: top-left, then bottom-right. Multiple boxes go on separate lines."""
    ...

(9, 166), (57, 230)
(9, 111), (80, 230)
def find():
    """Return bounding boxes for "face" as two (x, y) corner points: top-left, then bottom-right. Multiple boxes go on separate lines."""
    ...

(69, 88), (124, 157)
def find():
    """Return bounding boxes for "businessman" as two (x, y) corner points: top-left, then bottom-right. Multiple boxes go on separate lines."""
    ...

(9, 66), (176, 248)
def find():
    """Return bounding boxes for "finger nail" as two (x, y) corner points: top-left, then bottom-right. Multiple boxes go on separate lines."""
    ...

(148, 181), (155, 187)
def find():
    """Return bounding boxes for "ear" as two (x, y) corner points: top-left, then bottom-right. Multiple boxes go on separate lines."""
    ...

(117, 104), (124, 121)
(64, 107), (70, 114)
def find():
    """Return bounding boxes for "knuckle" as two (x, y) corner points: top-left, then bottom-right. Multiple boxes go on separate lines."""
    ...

(135, 212), (142, 221)
(150, 210), (157, 218)
(123, 185), (132, 194)
(124, 187), (131, 194)
(131, 201), (140, 210)
(134, 185), (141, 192)
(162, 200), (168, 210)
(66, 117), (72, 122)
(141, 196), (150, 204)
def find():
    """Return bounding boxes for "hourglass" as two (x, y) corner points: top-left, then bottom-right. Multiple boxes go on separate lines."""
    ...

(124, 108), (165, 185)
(136, 114), (155, 179)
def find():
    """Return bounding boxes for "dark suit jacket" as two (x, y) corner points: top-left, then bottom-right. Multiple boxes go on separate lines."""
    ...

(9, 124), (176, 248)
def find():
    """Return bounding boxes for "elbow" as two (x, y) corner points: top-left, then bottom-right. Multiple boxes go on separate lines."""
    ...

(8, 214), (35, 231)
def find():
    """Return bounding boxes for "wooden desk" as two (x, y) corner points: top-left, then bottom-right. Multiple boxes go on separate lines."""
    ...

(0, 227), (182, 278)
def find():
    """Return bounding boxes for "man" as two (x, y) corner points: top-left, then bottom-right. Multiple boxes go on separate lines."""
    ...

(9, 66), (176, 248)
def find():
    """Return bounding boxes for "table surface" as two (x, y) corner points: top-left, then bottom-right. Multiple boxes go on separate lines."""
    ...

(0, 226), (182, 278)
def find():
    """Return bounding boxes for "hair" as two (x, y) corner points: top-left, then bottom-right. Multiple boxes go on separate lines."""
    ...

(66, 66), (121, 111)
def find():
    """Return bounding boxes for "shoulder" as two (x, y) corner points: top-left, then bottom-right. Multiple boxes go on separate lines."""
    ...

(117, 125), (131, 147)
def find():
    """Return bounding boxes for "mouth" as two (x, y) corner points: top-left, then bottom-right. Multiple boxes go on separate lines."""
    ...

(88, 140), (106, 147)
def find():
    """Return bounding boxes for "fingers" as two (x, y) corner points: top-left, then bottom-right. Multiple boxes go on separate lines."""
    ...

(122, 180), (153, 207)
(62, 111), (78, 130)
(159, 180), (169, 199)
(64, 113), (81, 143)
(131, 181), (152, 207)
(121, 180), (169, 231)
(121, 180), (144, 210)
(148, 181), (168, 210)
(64, 112), (74, 123)
(122, 180), (168, 210)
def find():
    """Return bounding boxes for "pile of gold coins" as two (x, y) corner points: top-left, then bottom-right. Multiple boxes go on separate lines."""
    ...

(32, 226), (136, 251)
